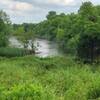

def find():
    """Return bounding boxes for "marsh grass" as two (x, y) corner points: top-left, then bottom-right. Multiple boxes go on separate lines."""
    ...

(0, 47), (31, 57)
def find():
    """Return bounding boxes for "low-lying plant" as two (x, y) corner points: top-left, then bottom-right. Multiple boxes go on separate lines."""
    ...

(0, 83), (54, 100)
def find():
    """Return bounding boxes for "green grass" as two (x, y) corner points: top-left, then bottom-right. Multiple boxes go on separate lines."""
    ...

(0, 47), (31, 57)
(0, 56), (99, 99)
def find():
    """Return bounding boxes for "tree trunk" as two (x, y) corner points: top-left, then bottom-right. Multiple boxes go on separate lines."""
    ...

(91, 40), (94, 63)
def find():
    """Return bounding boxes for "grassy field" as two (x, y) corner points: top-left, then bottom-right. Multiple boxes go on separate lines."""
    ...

(0, 56), (100, 100)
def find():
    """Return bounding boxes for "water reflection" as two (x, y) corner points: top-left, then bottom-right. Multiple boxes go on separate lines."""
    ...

(9, 37), (63, 57)
(34, 39), (62, 57)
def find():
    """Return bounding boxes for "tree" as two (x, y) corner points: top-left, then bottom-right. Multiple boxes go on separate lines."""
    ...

(77, 22), (100, 63)
(15, 24), (36, 52)
(0, 10), (11, 47)
(28, 31), (35, 51)
(0, 19), (8, 47)
(78, 1), (97, 22)
(76, 2), (100, 63)
(0, 10), (11, 24)
(46, 11), (56, 20)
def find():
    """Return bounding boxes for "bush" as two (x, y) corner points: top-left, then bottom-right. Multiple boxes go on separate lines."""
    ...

(0, 47), (31, 57)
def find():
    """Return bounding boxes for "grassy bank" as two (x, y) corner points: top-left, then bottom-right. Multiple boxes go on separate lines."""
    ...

(0, 56), (100, 99)
(0, 47), (34, 57)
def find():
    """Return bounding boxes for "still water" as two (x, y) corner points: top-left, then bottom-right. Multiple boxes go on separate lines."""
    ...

(9, 37), (63, 57)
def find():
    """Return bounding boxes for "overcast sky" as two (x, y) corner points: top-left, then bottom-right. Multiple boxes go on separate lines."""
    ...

(0, 0), (100, 24)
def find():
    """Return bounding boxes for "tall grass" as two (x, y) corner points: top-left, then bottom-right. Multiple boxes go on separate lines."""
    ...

(0, 56), (99, 99)
(0, 47), (31, 57)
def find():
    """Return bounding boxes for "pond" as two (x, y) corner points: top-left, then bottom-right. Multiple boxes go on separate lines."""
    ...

(9, 37), (63, 57)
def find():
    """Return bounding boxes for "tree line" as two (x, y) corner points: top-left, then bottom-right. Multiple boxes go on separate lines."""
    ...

(33, 1), (100, 63)
(0, 1), (100, 63)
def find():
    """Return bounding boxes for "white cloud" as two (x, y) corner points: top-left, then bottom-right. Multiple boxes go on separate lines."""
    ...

(0, 0), (81, 23)
(0, 0), (99, 23)
(48, 0), (75, 6)
(0, 0), (11, 5)
(9, 1), (33, 11)
(0, 0), (33, 11)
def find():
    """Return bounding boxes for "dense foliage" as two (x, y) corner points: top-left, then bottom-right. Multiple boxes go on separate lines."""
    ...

(32, 2), (100, 63)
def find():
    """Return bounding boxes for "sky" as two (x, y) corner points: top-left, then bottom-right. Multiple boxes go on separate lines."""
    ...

(0, 0), (100, 24)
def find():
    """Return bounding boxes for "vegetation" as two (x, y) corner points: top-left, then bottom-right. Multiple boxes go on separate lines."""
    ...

(0, 10), (11, 47)
(0, 47), (32, 57)
(0, 11), (35, 57)
(0, 56), (99, 99)
(11, 2), (100, 63)
(1, 2), (99, 62)
(0, 1), (100, 99)
(13, 23), (36, 50)
(32, 1), (100, 63)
